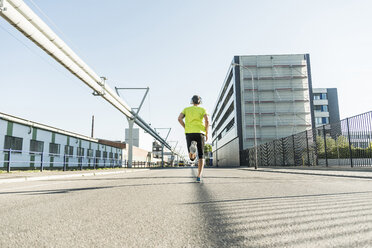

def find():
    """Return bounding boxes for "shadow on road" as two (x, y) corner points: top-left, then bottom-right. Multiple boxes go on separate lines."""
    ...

(184, 190), (372, 205)
(241, 168), (372, 180)
(191, 184), (372, 246)
(0, 181), (196, 195)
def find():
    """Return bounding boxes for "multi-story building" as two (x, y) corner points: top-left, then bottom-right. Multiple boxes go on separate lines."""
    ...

(211, 54), (314, 167)
(313, 88), (340, 127)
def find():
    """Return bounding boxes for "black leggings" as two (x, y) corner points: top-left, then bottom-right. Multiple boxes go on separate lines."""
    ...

(186, 133), (205, 158)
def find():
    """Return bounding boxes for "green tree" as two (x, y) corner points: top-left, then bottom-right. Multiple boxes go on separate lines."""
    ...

(204, 144), (212, 166)
(204, 144), (212, 154)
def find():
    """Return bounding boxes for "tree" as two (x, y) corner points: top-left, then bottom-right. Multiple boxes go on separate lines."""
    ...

(204, 144), (212, 154)
(204, 144), (212, 166)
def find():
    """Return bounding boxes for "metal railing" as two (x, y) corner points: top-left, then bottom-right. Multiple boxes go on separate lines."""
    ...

(0, 149), (158, 172)
(242, 111), (372, 168)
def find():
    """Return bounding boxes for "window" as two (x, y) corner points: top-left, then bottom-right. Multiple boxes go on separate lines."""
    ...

(215, 102), (234, 133)
(77, 147), (85, 157)
(321, 93), (327, 100)
(212, 86), (234, 128)
(315, 105), (328, 112)
(314, 94), (321, 100)
(4, 135), (23, 152)
(109, 152), (113, 159)
(64, 145), (74, 157)
(49, 143), (60, 156)
(321, 105), (328, 112)
(95, 150), (101, 158)
(87, 149), (93, 158)
(103, 151), (108, 158)
(30, 140), (44, 154)
(315, 117), (323, 125)
(225, 118), (235, 133)
(322, 117), (329, 124)
(114, 153), (118, 159)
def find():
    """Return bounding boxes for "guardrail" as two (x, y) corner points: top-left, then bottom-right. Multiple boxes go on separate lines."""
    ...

(0, 149), (158, 172)
(242, 111), (372, 168)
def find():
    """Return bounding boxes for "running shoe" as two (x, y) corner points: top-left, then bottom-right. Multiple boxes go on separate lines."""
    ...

(189, 141), (197, 155)
(196, 177), (201, 183)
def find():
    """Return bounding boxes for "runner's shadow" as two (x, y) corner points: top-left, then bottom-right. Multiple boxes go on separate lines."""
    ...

(0, 181), (196, 196)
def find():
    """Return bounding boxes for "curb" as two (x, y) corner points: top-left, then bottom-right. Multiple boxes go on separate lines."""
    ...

(0, 169), (150, 184)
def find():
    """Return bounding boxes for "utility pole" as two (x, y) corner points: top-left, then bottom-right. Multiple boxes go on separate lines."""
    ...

(91, 115), (94, 138)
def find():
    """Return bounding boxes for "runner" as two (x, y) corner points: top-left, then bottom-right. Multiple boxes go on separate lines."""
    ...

(178, 95), (209, 182)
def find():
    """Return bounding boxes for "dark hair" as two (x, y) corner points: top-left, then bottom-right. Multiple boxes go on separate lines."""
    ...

(191, 95), (201, 105)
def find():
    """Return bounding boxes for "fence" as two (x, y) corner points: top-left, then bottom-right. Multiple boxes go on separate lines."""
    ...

(242, 111), (372, 168)
(0, 149), (158, 172)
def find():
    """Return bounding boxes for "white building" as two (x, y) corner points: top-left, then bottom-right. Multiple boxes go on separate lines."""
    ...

(212, 54), (314, 167)
(0, 112), (123, 169)
(313, 88), (340, 127)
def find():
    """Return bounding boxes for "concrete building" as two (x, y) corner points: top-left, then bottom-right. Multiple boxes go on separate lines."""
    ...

(211, 54), (314, 167)
(313, 88), (340, 127)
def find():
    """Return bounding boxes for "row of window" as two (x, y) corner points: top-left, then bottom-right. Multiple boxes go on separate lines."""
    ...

(212, 102), (235, 137)
(212, 118), (236, 146)
(212, 71), (233, 121)
(4, 135), (119, 159)
(314, 105), (328, 112)
(314, 93), (327, 100)
(315, 117), (329, 125)
(212, 86), (234, 129)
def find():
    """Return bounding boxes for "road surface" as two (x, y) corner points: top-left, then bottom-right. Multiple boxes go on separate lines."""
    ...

(1, 167), (372, 247)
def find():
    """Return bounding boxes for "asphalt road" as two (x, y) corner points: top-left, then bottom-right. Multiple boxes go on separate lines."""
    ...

(1, 167), (372, 247)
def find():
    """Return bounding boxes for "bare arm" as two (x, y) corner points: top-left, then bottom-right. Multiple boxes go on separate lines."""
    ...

(204, 114), (209, 141)
(178, 113), (185, 129)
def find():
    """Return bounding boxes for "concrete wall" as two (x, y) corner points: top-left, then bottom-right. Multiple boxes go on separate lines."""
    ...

(213, 136), (240, 167)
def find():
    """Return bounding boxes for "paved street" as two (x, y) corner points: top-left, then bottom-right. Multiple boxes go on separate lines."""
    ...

(1, 167), (372, 247)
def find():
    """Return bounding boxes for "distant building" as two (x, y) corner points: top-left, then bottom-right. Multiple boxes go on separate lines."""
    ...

(152, 141), (172, 163)
(312, 88), (340, 127)
(125, 128), (153, 152)
(211, 54), (314, 167)
(152, 141), (162, 159)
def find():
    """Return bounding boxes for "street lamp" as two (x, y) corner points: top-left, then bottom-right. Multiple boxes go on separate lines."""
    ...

(231, 63), (258, 169)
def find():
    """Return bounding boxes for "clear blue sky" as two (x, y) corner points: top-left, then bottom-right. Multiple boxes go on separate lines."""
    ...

(1, 0), (371, 156)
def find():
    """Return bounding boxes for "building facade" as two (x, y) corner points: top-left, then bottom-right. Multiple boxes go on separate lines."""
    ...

(0, 112), (123, 169)
(212, 54), (314, 167)
(313, 88), (340, 127)
(0, 112), (156, 169)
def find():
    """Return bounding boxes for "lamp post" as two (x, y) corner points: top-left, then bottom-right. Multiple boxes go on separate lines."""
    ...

(232, 63), (258, 169)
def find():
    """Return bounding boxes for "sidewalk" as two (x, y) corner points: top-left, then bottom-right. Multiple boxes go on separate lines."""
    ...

(0, 168), (150, 184)
(241, 166), (372, 180)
